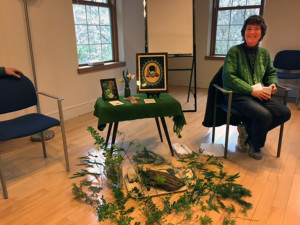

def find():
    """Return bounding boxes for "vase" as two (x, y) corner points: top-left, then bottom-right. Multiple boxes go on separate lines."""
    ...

(124, 84), (131, 97)
(105, 164), (123, 188)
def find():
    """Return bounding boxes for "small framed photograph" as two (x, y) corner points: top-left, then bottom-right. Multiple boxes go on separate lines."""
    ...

(100, 78), (119, 101)
(137, 53), (168, 93)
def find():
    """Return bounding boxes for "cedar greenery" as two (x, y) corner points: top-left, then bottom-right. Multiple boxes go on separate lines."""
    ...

(71, 127), (253, 224)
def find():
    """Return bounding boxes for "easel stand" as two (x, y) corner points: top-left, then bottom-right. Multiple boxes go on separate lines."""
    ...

(168, 54), (197, 112)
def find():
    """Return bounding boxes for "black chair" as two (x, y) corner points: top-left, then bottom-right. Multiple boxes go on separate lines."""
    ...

(0, 74), (70, 199)
(274, 50), (300, 105)
(203, 67), (289, 158)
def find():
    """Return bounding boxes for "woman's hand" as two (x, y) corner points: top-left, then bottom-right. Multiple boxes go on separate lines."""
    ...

(251, 89), (271, 101)
(5, 68), (23, 78)
(269, 83), (277, 95)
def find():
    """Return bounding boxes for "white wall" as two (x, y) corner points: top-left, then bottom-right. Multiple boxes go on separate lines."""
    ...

(122, 0), (145, 79)
(1, 0), (299, 122)
(0, 0), (144, 120)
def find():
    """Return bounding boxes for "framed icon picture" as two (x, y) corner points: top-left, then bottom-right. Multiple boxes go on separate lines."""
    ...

(137, 53), (168, 93)
(100, 78), (119, 101)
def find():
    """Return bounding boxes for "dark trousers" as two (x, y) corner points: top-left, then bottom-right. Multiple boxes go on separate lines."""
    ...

(230, 95), (291, 150)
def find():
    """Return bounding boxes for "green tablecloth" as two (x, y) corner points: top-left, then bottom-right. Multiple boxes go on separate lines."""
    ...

(93, 93), (186, 138)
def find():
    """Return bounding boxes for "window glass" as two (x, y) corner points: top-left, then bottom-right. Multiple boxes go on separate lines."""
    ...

(211, 0), (263, 55)
(87, 6), (100, 25)
(219, 0), (232, 8)
(232, 0), (246, 6)
(72, 0), (115, 65)
(247, 0), (261, 6)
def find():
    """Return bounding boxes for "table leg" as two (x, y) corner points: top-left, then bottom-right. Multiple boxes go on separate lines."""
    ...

(105, 123), (113, 149)
(110, 122), (119, 155)
(155, 117), (163, 142)
(160, 117), (174, 156)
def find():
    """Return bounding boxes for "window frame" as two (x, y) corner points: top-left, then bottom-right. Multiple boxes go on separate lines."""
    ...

(72, 0), (124, 73)
(209, 0), (265, 57)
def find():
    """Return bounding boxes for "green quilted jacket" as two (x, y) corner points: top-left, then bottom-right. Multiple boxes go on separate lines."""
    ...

(222, 44), (278, 95)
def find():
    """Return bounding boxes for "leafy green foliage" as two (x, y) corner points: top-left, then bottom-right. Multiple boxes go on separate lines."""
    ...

(71, 128), (253, 224)
(162, 194), (173, 214)
(72, 180), (101, 206)
(96, 196), (118, 222)
(172, 193), (192, 213)
(143, 197), (164, 225)
(200, 214), (213, 225)
(223, 217), (236, 225)
(155, 175), (166, 185)
(137, 167), (150, 187)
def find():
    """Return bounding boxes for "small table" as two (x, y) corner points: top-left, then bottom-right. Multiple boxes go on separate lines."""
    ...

(93, 93), (186, 155)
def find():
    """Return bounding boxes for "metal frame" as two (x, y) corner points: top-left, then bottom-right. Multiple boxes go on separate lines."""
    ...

(0, 92), (70, 199)
(37, 92), (70, 172)
(212, 84), (289, 159)
(276, 68), (300, 106)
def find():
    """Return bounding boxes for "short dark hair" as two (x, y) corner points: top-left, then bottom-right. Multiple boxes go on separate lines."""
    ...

(241, 15), (267, 41)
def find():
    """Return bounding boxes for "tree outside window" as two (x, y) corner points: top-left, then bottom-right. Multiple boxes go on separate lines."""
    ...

(210, 0), (264, 55)
(72, 0), (117, 65)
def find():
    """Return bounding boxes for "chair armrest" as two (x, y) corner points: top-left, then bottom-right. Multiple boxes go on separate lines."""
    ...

(276, 68), (300, 74)
(275, 85), (290, 105)
(37, 92), (64, 101)
(213, 84), (232, 95)
(37, 92), (66, 127)
(213, 84), (233, 114)
(277, 85), (291, 92)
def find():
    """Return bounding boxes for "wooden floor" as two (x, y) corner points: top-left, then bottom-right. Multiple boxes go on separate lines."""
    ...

(1, 87), (300, 225)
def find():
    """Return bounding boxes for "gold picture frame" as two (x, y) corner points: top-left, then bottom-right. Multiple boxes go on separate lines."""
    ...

(137, 53), (168, 93)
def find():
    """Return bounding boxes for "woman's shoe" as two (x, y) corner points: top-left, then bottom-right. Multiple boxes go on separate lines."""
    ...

(248, 146), (262, 160)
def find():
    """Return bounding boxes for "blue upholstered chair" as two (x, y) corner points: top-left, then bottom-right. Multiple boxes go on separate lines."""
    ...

(0, 74), (70, 199)
(203, 67), (289, 158)
(273, 50), (300, 105)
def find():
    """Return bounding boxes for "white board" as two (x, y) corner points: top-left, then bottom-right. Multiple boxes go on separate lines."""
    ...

(147, 0), (193, 54)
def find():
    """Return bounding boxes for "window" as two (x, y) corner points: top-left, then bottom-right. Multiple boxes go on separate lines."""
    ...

(210, 0), (264, 56)
(72, 0), (118, 66)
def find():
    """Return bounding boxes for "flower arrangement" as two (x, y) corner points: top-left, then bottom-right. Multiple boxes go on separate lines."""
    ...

(118, 70), (135, 97)
(118, 69), (135, 86)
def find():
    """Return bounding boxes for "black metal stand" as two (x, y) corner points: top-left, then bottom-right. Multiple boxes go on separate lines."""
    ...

(168, 54), (197, 112)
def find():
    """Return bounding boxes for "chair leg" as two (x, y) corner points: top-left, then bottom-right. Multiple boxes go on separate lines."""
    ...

(277, 124), (284, 157)
(105, 123), (113, 150)
(60, 124), (70, 172)
(0, 156), (8, 199)
(155, 117), (163, 142)
(110, 122), (119, 155)
(57, 100), (70, 172)
(212, 89), (218, 143)
(40, 132), (47, 158)
(160, 117), (174, 156)
(224, 120), (230, 159)
(224, 93), (233, 159)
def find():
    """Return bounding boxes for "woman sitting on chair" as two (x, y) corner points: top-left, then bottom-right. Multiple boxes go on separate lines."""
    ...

(222, 15), (291, 160)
